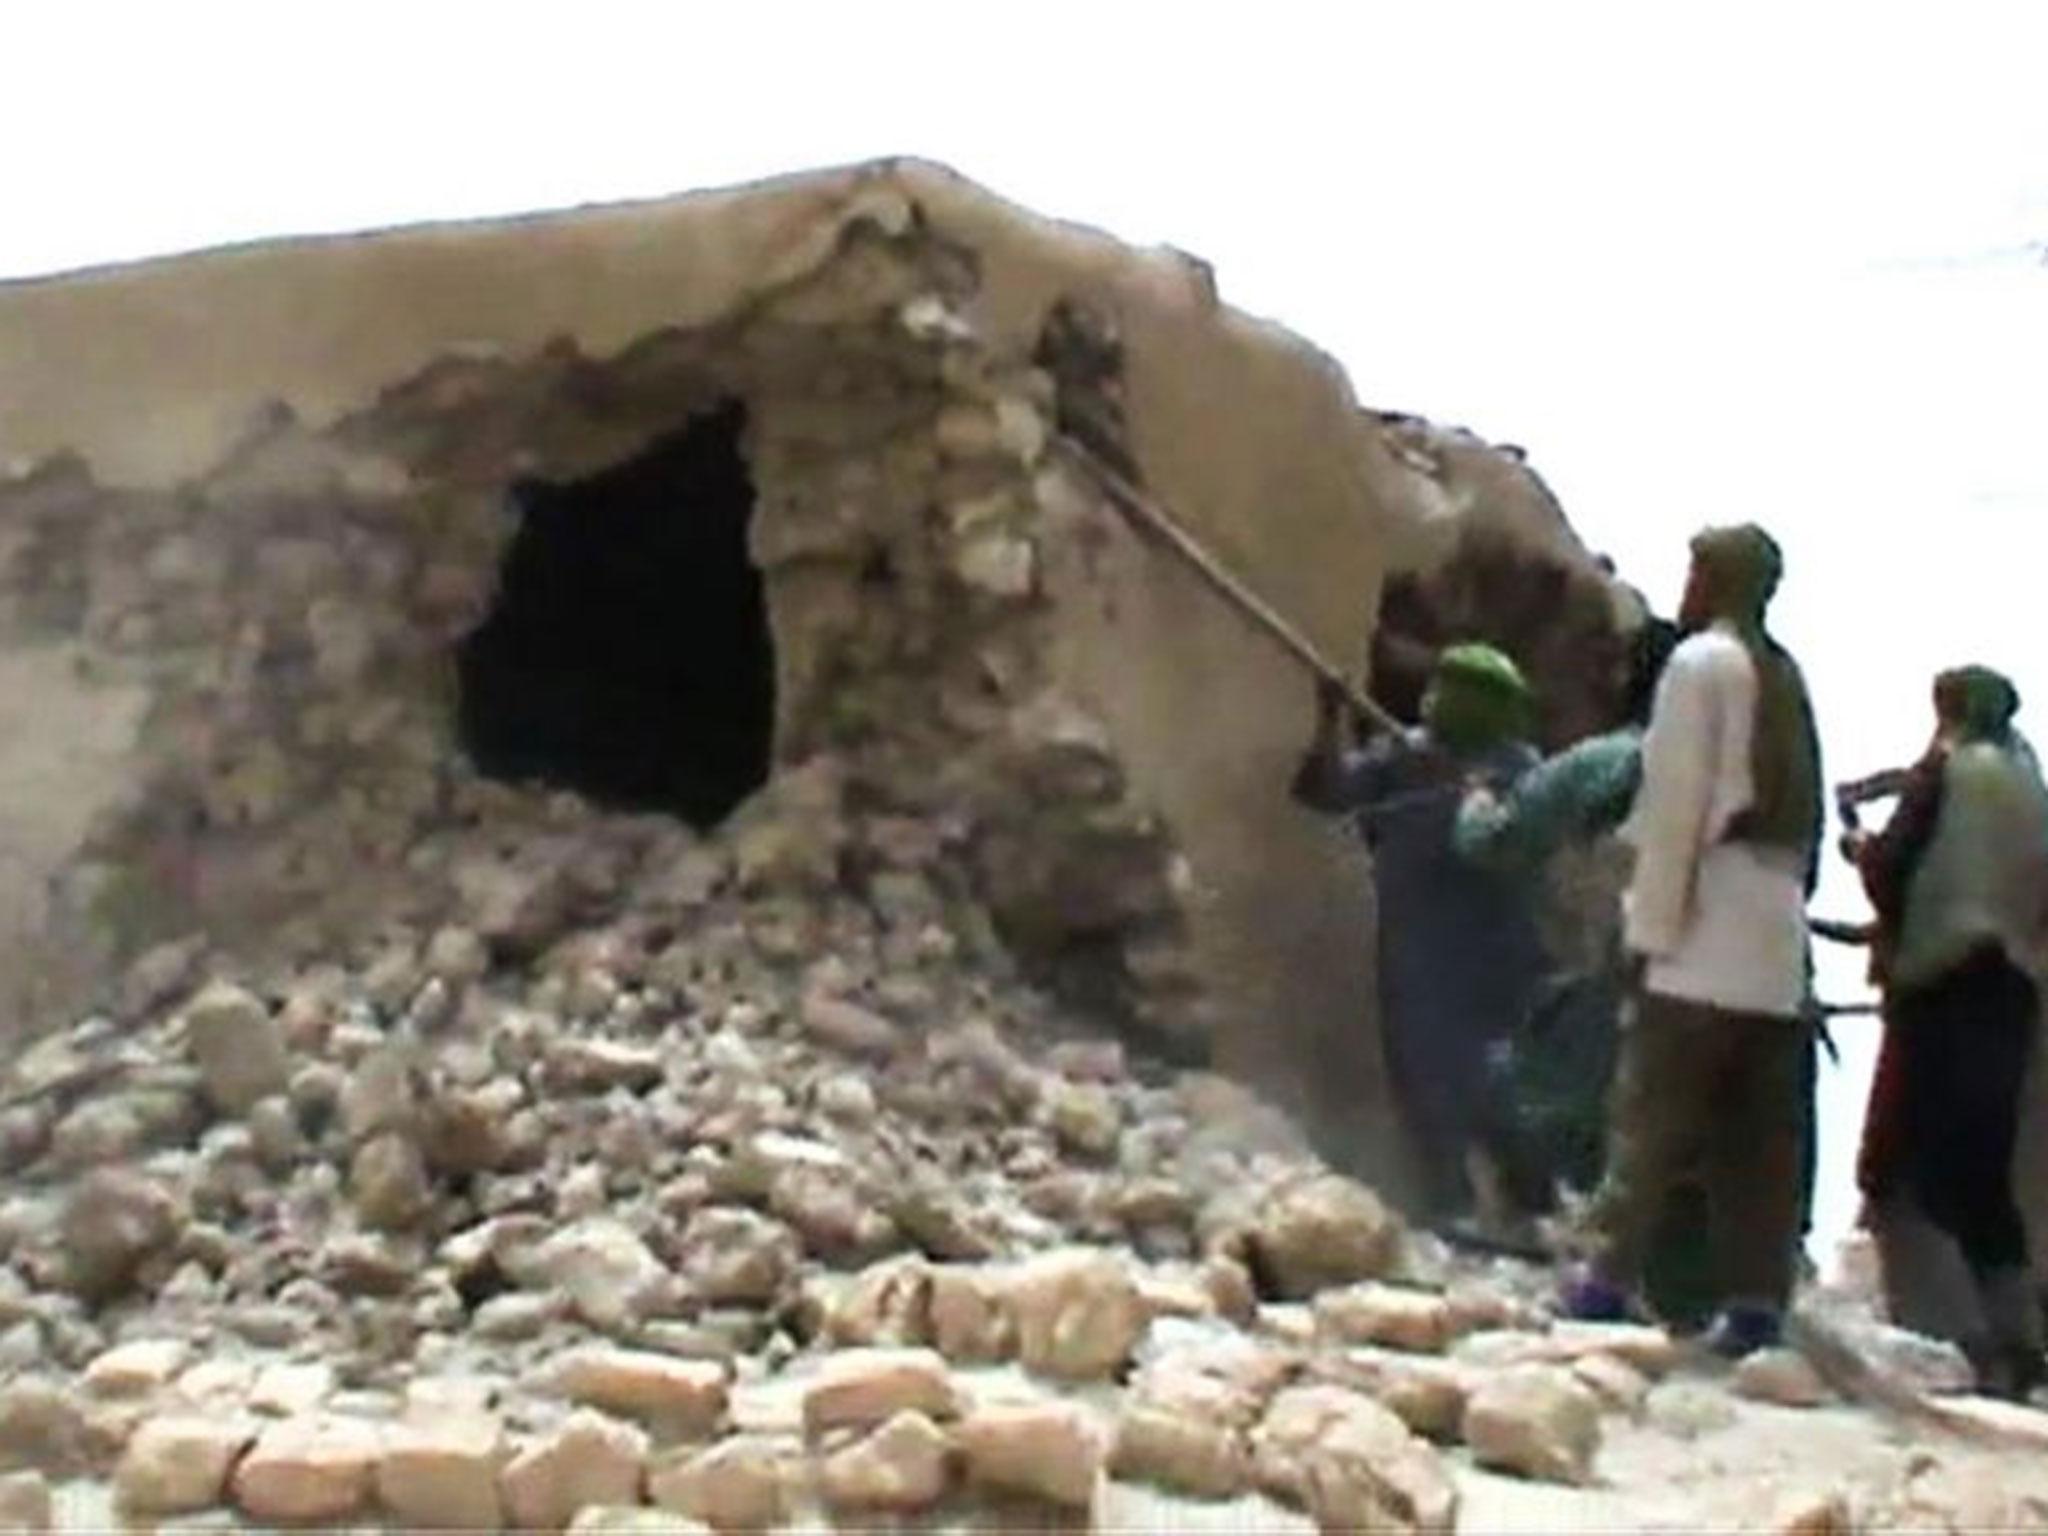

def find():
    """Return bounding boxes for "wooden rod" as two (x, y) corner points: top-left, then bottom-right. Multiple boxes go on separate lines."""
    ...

(1052, 437), (1404, 735)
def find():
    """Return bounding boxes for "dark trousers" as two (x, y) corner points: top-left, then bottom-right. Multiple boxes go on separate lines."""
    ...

(1587, 990), (1808, 1311)
(1890, 945), (2037, 1275)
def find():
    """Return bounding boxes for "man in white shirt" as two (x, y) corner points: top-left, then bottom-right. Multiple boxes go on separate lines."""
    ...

(1561, 524), (1824, 1358)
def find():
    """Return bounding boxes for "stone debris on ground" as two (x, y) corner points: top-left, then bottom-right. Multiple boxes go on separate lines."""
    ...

(646, 1433), (795, 1530)
(229, 1414), (383, 1525)
(1307, 1346), (1473, 1441)
(549, 1348), (729, 1441)
(0, 697), (2036, 1532)
(373, 1411), (507, 1531)
(802, 1347), (960, 1436)
(953, 1398), (1105, 1508)
(1735, 1347), (1835, 1409)
(114, 1415), (255, 1516)
(1254, 1381), (1459, 1533)
(1459, 1363), (1604, 1486)
(817, 1407), (952, 1513)
(499, 1409), (650, 1532)
(1314, 1279), (1460, 1354)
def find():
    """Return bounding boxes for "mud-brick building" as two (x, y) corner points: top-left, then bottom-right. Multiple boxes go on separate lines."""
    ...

(0, 159), (1627, 1183)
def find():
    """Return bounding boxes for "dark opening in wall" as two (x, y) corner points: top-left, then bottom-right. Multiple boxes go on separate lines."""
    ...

(456, 400), (774, 829)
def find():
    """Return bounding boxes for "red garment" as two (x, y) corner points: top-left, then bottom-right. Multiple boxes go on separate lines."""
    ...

(1851, 750), (1948, 1199)
(1857, 1019), (1909, 1197)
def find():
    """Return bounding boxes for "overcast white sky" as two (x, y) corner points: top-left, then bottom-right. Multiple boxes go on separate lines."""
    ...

(6, 1), (2046, 1263)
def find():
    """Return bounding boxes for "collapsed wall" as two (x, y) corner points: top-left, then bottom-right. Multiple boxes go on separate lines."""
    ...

(0, 159), (1630, 1187)
(0, 163), (1389, 1166)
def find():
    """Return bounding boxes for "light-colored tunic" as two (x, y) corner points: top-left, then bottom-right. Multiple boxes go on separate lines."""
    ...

(1621, 622), (1806, 1018)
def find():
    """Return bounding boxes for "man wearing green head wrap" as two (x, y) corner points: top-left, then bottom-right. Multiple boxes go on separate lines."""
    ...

(1843, 663), (2048, 1399)
(1561, 523), (1824, 1359)
(1295, 641), (1550, 1223)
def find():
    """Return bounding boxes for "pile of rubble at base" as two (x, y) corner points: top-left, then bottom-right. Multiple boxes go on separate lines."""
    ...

(0, 775), (2046, 1532)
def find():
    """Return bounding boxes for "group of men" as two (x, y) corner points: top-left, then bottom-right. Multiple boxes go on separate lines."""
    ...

(1296, 523), (2048, 1397)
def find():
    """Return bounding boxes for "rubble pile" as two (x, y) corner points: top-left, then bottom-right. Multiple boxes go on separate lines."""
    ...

(0, 771), (2036, 1531)
(2, 205), (1209, 1076)
(0, 765), (1541, 1532)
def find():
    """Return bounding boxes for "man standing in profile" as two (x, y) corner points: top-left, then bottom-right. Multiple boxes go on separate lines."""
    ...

(1562, 524), (1824, 1358)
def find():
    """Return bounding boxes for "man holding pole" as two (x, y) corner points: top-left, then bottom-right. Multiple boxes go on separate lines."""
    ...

(1294, 642), (1550, 1224)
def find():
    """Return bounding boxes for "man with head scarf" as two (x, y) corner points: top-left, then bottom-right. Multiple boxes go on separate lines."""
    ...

(1295, 642), (1550, 1224)
(1459, 614), (1803, 1326)
(1843, 664), (2048, 1398)
(1455, 617), (1682, 881)
(1561, 524), (1824, 1358)
(1452, 622), (1697, 1235)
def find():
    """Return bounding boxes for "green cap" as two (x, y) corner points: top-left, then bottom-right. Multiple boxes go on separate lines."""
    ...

(1435, 642), (1531, 700)
(1425, 642), (1534, 755)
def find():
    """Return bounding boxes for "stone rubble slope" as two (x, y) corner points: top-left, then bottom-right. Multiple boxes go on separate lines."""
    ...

(0, 777), (2044, 1530)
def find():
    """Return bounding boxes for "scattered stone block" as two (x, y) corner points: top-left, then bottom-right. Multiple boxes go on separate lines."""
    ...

(1009, 1248), (1143, 1380)
(1923, 1394), (2048, 1451)
(552, 1349), (729, 1441)
(1461, 1365), (1602, 1485)
(1247, 1174), (1402, 1299)
(167, 1360), (255, 1414)
(375, 1412), (507, 1530)
(1569, 1351), (1650, 1416)
(1309, 1349), (1471, 1441)
(1442, 1278), (1541, 1335)
(1774, 1486), (1854, 1536)
(676, 1207), (800, 1309)
(647, 1434), (794, 1531)
(1112, 1392), (1248, 1499)
(500, 1409), (650, 1534)
(528, 1218), (673, 1334)
(350, 1131), (433, 1231)
(929, 1264), (1014, 1363)
(1454, 1321), (1679, 1377)
(230, 1415), (381, 1525)
(1045, 1081), (1121, 1159)
(799, 993), (900, 1061)
(1315, 1282), (1457, 1354)
(249, 1361), (335, 1418)
(955, 1400), (1102, 1508)
(802, 1348), (958, 1436)
(817, 1410), (951, 1513)
(1734, 1348), (1832, 1409)
(0, 1382), (91, 1478)
(83, 1338), (190, 1398)
(0, 1470), (49, 1535)
(59, 1171), (178, 1303)
(1254, 1383), (1455, 1532)
(181, 981), (290, 1116)
(115, 1415), (256, 1515)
